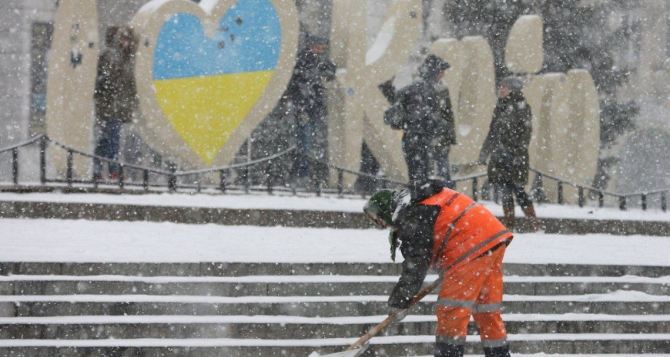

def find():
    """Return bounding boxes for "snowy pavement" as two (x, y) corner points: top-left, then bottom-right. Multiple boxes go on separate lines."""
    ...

(2, 218), (669, 265)
(0, 191), (668, 222)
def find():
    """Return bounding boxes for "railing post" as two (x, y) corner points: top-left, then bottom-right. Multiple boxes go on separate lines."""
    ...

(578, 186), (584, 207)
(219, 169), (227, 193)
(118, 165), (124, 189)
(11, 148), (19, 185)
(266, 168), (273, 195)
(244, 166), (250, 194)
(662, 192), (667, 212)
(315, 179), (322, 197)
(534, 172), (545, 202)
(39, 136), (47, 185)
(557, 181), (564, 205)
(143, 169), (150, 191)
(472, 177), (478, 201)
(337, 169), (344, 197)
(641, 193), (647, 211)
(168, 164), (177, 193)
(66, 150), (74, 187)
(619, 196), (626, 210)
(196, 177), (202, 193)
(598, 191), (604, 208)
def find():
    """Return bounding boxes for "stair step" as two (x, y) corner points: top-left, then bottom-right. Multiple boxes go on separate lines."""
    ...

(3, 274), (669, 296)
(0, 334), (668, 355)
(7, 293), (670, 316)
(0, 314), (668, 339)
(6, 262), (670, 277)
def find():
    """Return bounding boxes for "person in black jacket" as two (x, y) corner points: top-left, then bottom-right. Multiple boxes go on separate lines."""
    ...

(479, 76), (539, 231)
(380, 54), (452, 186)
(285, 34), (337, 187)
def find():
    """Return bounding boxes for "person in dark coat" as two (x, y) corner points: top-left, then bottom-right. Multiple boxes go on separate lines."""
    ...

(380, 54), (452, 186)
(93, 26), (138, 180)
(285, 34), (337, 187)
(479, 76), (539, 230)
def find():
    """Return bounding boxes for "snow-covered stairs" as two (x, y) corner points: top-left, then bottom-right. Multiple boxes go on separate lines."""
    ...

(0, 262), (668, 356)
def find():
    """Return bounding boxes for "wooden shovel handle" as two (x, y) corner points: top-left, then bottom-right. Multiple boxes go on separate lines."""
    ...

(345, 277), (443, 351)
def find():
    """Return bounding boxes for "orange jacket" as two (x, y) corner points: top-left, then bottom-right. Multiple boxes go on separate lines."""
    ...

(422, 188), (512, 271)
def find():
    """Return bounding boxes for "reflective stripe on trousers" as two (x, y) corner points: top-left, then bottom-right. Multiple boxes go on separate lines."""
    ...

(435, 246), (508, 344)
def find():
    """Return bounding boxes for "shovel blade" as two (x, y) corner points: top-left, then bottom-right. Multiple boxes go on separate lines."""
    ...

(308, 345), (369, 357)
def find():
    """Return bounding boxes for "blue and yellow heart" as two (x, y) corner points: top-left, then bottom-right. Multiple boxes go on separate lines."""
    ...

(152, 0), (280, 164)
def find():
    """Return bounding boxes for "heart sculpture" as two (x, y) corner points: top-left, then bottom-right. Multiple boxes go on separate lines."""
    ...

(132, 0), (298, 166)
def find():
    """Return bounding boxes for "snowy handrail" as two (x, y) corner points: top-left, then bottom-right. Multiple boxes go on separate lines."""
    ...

(0, 134), (668, 211)
(177, 146), (296, 176)
(0, 135), (46, 154)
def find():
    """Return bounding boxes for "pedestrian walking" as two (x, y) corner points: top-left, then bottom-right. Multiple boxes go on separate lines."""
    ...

(479, 76), (540, 231)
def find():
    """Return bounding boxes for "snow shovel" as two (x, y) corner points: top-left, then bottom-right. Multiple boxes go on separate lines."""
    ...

(310, 276), (443, 357)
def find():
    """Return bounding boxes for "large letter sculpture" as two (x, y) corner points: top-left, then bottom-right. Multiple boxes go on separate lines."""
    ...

(131, 0), (299, 167)
(45, 0), (100, 177)
(329, 0), (422, 186)
(429, 15), (599, 203)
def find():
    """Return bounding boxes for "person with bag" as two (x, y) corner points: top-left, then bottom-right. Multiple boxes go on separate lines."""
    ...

(380, 54), (452, 185)
(363, 180), (514, 357)
(478, 76), (540, 231)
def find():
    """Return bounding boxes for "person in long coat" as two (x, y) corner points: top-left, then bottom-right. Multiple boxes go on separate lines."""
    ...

(285, 34), (336, 187)
(479, 76), (539, 230)
(380, 54), (451, 185)
(93, 26), (138, 180)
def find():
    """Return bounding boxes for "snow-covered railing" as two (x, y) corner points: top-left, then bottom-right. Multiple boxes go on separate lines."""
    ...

(0, 135), (667, 211)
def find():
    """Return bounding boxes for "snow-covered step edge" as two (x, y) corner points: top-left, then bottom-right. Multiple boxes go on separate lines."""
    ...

(0, 334), (669, 347)
(3, 274), (670, 284)
(0, 313), (668, 325)
(0, 291), (668, 303)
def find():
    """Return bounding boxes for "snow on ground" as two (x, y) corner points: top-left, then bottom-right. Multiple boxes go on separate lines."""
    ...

(0, 191), (668, 222)
(2, 218), (669, 265)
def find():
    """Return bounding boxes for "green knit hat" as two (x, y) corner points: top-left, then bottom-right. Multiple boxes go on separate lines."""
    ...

(364, 190), (395, 228)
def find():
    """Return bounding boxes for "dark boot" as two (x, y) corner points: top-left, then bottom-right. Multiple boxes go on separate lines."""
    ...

(521, 202), (541, 232)
(434, 342), (464, 357)
(502, 204), (515, 231)
(484, 345), (511, 357)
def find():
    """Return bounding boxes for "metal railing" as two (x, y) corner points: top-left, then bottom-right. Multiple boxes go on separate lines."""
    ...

(0, 134), (667, 211)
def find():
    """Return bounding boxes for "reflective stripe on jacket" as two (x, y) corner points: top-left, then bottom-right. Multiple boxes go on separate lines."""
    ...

(420, 188), (512, 270)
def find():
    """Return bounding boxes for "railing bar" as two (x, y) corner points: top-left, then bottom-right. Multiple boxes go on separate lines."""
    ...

(662, 192), (667, 212)
(66, 150), (74, 187)
(472, 177), (478, 201)
(11, 148), (19, 185)
(143, 170), (150, 192)
(118, 165), (125, 189)
(0, 135), (44, 154)
(39, 136), (47, 185)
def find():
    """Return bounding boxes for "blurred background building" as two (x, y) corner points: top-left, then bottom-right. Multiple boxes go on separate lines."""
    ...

(1, 0), (668, 193)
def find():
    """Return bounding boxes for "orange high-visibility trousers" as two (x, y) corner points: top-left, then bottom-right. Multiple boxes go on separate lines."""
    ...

(435, 246), (508, 348)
